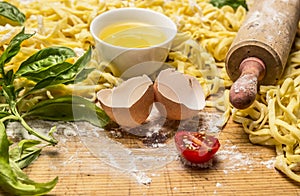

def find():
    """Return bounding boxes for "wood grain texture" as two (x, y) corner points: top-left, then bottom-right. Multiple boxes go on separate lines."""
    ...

(1, 118), (300, 196)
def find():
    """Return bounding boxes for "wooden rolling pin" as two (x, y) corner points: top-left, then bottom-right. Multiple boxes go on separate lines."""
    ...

(225, 0), (300, 109)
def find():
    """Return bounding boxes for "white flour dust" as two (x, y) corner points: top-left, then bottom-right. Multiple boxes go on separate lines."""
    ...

(260, 159), (275, 169)
(6, 118), (276, 185)
(6, 120), (175, 184)
(216, 144), (254, 172)
(215, 141), (276, 173)
(76, 121), (178, 184)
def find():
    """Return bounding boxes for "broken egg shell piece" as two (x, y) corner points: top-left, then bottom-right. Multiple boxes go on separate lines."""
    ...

(154, 68), (205, 120)
(97, 75), (154, 128)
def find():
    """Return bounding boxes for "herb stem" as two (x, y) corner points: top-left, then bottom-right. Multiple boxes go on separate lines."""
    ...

(19, 117), (58, 145)
(0, 104), (9, 108)
(0, 115), (19, 123)
(10, 105), (58, 145)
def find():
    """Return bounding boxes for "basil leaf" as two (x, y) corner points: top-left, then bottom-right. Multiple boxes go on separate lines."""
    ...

(7, 161), (58, 195)
(210, 0), (248, 10)
(68, 46), (92, 75)
(10, 139), (42, 169)
(0, 122), (58, 195)
(0, 28), (33, 79)
(64, 68), (95, 85)
(24, 95), (111, 127)
(31, 47), (92, 91)
(2, 85), (16, 107)
(20, 61), (74, 82)
(0, 1), (26, 26)
(5, 70), (14, 85)
(16, 46), (76, 77)
(0, 121), (9, 162)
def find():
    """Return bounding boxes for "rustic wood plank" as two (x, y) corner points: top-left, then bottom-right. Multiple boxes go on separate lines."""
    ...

(1, 117), (299, 195)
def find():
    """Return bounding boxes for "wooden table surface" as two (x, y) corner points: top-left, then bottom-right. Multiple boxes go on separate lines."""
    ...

(1, 116), (299, 196)
(1, 1), (299, 195)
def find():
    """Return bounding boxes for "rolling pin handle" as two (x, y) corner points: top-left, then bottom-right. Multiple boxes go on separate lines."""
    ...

(229, 57), (266, 109)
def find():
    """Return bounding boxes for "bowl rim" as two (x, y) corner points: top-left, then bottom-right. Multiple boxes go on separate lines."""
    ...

(90, 7), (178, 50)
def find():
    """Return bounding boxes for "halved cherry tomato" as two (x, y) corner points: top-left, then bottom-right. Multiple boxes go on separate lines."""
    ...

(174, 130), (220, 164)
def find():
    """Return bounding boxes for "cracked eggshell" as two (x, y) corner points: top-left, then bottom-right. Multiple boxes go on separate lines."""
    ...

(97, 75), (154, 128)
(153, 68), (205, 120)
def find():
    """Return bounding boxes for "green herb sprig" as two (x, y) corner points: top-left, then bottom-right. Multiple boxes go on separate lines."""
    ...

(0, 28), (110, 195)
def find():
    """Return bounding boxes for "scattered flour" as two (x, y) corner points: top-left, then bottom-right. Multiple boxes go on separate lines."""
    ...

(6, 119), (276, 185)
(6, 120), (174, 184)
(215, 142), (275, 173)
(216, 144), (254, 172)
(131, 171), (152, 185)
(216, 182), (222, 188)
(260, 159), (275, 170)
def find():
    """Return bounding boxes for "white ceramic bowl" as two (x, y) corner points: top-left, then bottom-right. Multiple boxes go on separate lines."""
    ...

(90, 8), (177, 78)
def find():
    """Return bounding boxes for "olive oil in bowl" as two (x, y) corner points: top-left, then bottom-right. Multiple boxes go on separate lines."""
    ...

(99, 22), (167, 48)
(90, 8), (177, 78)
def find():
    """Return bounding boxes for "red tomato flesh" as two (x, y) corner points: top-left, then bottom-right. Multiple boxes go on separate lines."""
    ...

(174, 130), (220, 164)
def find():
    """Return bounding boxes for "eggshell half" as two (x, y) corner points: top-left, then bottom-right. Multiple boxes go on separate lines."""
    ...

(153, 68), (205, 120)
(97, 75), (154, 127)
